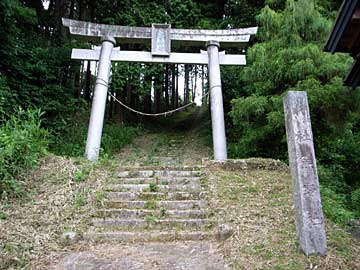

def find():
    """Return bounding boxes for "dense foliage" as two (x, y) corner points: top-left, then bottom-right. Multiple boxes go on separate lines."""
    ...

(227, 0), (360, 221)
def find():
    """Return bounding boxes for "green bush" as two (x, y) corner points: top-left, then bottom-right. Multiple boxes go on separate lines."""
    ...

(0, 108), (48, 197)
(50, 110), (141, 158)
(351, 188), (360, 218)
(227, 0), (360, 226)
(100, 124), (141, 157)
(320, 185), (354, 225)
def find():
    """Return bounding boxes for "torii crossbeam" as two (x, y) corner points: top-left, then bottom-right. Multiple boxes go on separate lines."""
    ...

(62, 18), (257, 162)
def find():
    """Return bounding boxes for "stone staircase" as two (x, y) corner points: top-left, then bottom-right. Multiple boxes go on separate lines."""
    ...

(84, 167), (215, 242)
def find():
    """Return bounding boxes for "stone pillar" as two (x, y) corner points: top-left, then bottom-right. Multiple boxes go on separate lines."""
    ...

(283, 91), (327, 255)
(206, 40), (227, 161)
(85, 36), (116, 161)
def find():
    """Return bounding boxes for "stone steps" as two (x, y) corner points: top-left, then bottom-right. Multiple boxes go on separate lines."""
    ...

(102, 200), (208, 210)
(118, 170), (202, 178)
(105, 183), (203, 192)
(84, 230), (214, 242)
(105, 191), (208, 201)
(94, 209), (211, 219)
(91, 218), (213, 230)
(109, 176), (202, 185)
(85, 167), (214, 242)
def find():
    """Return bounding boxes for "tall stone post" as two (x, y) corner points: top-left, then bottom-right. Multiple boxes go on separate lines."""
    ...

(284, 91), (327, 255)
(85, 36), (116, 161)
(206, 40), (227, 161)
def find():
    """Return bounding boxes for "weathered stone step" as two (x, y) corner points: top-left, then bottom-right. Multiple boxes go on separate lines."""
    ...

(84, 230), (214, 242)
(118, 170), (201, 178)
(105, 183), (203, 192)
(110, 176), (202, 185)
(103, 200), (208, 210)
(94, 209), (210, 219)
(91, 218), (213, 230)
(105, 191), (208, 201)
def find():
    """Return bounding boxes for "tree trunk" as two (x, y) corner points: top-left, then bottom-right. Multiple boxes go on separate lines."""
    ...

(144, 93), (151, 113)
(184, 64), (190, 105)
(54, 0), (67, 39)
(114, 88), (125, 124)
(164, 64), (169, 111)
(126, 79), (132, 106)
(84, 61), (92, 101)
(171, 65), (176, 109)
(69, 0), (75, 19)
(175, 64), (179, 108)
(154, 77), (161, 113)
(193, 66), (197, 102)
(108, 90), (114, 120)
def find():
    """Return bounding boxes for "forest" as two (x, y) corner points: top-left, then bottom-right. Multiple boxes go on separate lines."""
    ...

(0, 0), (359, 227)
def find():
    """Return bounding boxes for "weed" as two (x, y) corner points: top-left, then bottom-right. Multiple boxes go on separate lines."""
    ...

(246, 185), (260, 193)
(73, 188), (90, 208)
(149, 182), (158, 192)
(95, 191), (105, 206)
(160, 207), (167, 218)
(144, 200), (157, 210)
(0, 211), (8, 220)
(146, 214), (158, 223)
(73, 165), (91, 183)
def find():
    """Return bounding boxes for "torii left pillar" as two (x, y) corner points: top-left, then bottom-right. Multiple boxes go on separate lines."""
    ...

(207, 40), (227, 161)
(85, 36), (116, 161)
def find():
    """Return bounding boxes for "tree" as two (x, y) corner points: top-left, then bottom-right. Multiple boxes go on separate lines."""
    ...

(228, 0), (360, 218)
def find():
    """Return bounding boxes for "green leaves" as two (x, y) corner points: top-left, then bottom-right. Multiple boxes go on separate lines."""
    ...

(228, 0), (360, 224)
(0, 108), (48, 198)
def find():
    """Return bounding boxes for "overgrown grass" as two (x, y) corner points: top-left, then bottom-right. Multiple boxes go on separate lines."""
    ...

(0, 108), (48, 198)
(50, 110), (141, 158)
(214, 166), (360, 269)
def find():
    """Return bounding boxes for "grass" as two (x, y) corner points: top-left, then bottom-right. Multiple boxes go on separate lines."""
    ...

(144, 200), (157, 210)
(149, 182), (159, 192)
(0, 155), (110, 269)
(114, 113), (212, 167)
(213, 166), (360, 269)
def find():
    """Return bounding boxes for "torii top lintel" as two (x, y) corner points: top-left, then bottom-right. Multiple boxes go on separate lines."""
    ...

(62, 18), (258, 46)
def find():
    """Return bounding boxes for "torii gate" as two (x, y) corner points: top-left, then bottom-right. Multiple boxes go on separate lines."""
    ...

(62, 18), (257, 162)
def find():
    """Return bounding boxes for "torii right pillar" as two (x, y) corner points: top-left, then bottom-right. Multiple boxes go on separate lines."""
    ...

(207, 40), (227, 161)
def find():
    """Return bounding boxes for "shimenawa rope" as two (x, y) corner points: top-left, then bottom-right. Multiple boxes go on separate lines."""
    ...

(95, 78), (220, 117)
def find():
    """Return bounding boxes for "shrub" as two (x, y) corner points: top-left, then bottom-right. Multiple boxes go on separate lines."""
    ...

(101, 124), (140, 157)
(50, 109), (141, 158)
(0, 108), (48, 197)
(320, 185), (354, 225)
(351, 188), (360, 218)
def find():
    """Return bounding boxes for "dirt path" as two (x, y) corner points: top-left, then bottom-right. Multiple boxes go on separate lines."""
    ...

(55, 241), (229, 270)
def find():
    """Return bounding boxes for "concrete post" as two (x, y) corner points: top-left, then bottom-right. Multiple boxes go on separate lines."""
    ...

(85, 36), (116, 161)
(206, 40), (227, 161)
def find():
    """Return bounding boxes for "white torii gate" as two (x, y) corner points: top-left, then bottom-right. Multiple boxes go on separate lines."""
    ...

(62, 18), (257, 162)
